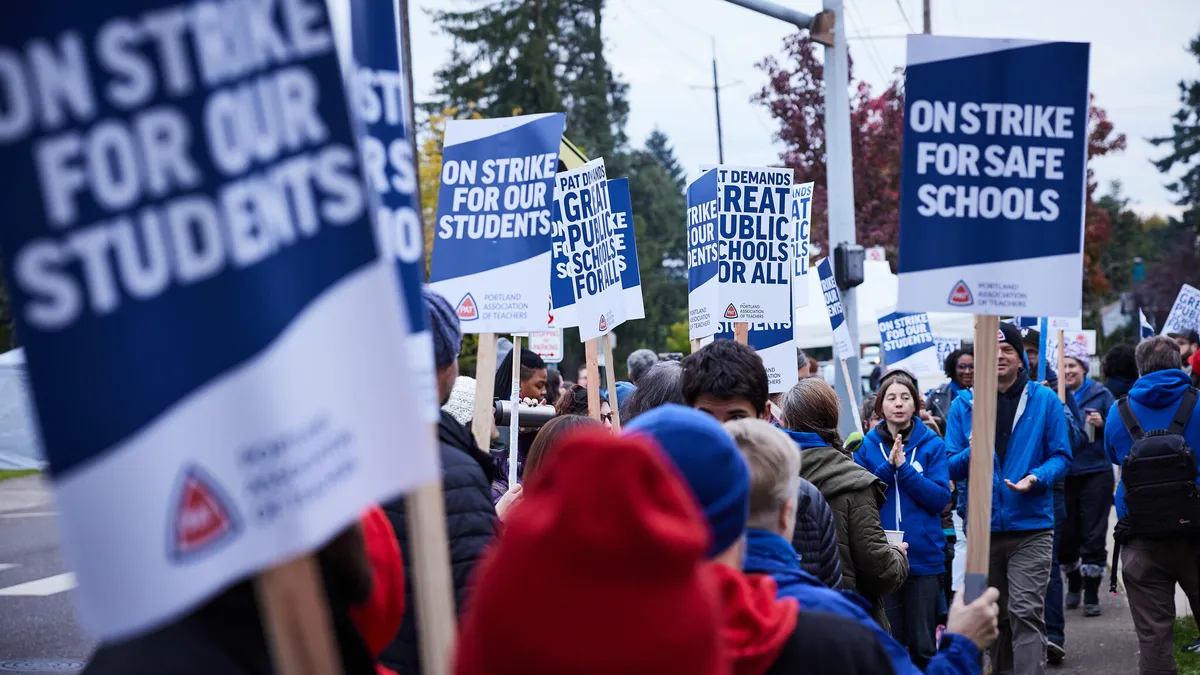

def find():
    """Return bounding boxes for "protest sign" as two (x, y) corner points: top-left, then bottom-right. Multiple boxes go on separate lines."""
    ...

(1046, 330), (1097, 372)
(429, 113), (566, 333)
(818, 258), (855, 360)
(1140, 309), (1155, 341)
(933, 337), (962, 370)
(529, 329), (563, 363)
(897, 36), (1090, 318)
(0, 0), (437, 641)
(687, 169), (721, 339)
(792, 181), (814, 310)
(716, 167), (793, 323)
(608, 178), (644, 320)
(876, 309), (940, 378)
(550, 158), (625, 341)
(1161, 284), (1200, 337)
(346, 0), (438, 421)
(715, 314), (799, 394)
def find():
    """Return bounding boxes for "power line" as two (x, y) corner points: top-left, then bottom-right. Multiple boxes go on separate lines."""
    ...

(892, 0), (916, 33)
(843, 1), (890, 83)
(612, 0), (709, 73)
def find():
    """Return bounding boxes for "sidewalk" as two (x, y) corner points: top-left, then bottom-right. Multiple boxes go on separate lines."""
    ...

(0, 474), (52, 514)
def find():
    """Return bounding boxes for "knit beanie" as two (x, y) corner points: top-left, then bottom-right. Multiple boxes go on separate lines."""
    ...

(422, 286), (462, 369)
(1063, 341), (1090, 371)
(998, 322), (1030, 369)
(625, 404), (750, 558)
(452, 429), (727, 675)
(442, 376), (476, 427)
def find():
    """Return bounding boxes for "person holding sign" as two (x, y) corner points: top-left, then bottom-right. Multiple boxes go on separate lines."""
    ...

(944, 323), (1072, 675)
(854, 371), (952, 669)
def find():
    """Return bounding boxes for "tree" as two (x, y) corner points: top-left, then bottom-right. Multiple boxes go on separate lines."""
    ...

(756, 35), (1125, 302)
(557, 0), (630, 167)
(1150, 32), (1200, 229)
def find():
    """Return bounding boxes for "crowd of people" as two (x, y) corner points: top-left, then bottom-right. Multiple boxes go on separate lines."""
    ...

(81, 287), (1200, 675)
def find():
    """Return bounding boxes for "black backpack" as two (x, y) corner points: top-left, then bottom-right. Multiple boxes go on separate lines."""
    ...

(1110, 387), (1200, 592)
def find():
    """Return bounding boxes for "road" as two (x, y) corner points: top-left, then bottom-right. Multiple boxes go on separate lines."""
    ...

(0, 476), (91, 674)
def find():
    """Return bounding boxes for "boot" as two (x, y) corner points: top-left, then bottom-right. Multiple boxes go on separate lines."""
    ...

(1083, 576), (1102, 617)
(1065, 568), (1082, 610)
(1047, 641), (1066, 666)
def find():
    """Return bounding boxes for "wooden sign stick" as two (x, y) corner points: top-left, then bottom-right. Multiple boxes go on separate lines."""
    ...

(734, 322), (750, 345)
(602, 333), (622, 432)
(585, 338), (602, 420)
(690, 338), (702, 354)
(471, 333), (498, 452)
(507, 335), (523, 488)
(964, 314), (1000, 603)
(258, 555), (342, 675)
(1056, 329), (1067, 403)
(403, 470), (456, 675)
(839, 358), (863, 435)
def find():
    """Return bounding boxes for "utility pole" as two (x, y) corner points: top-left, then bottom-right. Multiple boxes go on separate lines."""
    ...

(711, 38), (725, 164)
(923, 0), (931, 34)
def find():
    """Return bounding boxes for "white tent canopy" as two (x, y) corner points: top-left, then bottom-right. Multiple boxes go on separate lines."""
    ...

(0, 348), (45, 471)
(794, 260), (976, 350)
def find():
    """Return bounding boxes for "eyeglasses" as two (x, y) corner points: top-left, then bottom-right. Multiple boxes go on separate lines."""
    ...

(600, 413), (614, 423)
(956, 363), (974, 371)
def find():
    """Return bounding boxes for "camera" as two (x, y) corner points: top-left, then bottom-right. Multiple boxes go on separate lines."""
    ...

(493, 399), (557, 429)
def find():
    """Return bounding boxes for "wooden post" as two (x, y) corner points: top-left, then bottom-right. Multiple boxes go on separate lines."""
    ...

(734, 322), (749, 345)
(507, 335), (523, 488)
(402, 473), (456, 675)
(602, 333), (621, 432)
(585, 338), (601, 419)
(690, 338), (702, 353)
(257, 555), (343, 675)
(1056, 329), (1067, 403)
(839, 358), (863, 435)
(471, 333), (498, 452)
(964, 315), (1000, 603)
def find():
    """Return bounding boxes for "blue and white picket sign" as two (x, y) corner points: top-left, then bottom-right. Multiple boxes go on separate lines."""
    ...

(0, 0), (436, 641)
(818, 258), (855, 360)
(715, 314), (799, 393)
(716, 167), (793, 323)
(687, 169), (721, 339)
(346, 0), (437, 420)
(550, 158), (625, 341)
(608, 178), (644, 320)
(933, 337), (962, 370)
(897, 36), (1090, 318)
(1140, 309), (1155, 341)
(792, 181), (815, 310)
(429, 113), (566, 333)
(876, 309), (940, 378)
(1160, 284), (1200, 337)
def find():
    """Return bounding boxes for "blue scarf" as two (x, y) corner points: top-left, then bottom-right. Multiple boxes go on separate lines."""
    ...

(1072, 377), (1092, 406)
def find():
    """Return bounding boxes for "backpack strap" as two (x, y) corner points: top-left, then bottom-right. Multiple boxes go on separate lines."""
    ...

(1117, 396), (1145, 442)
(1168, 387), (1200, 435)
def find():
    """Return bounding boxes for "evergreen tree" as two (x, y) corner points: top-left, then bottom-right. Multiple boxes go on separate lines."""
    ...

(558, 0), (630, 168)
(1150, 32), (1200, 229)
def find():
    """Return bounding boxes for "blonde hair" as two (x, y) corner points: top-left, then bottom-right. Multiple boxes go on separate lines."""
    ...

(725, 419), (801, 531)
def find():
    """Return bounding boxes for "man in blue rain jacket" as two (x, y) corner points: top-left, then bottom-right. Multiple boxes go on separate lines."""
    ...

(945, 322), (1072, 675)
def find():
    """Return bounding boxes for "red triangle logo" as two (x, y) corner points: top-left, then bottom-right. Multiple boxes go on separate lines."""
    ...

(456, 293), (479, 321)
(598, 314), (608, 332)
(724, 304), (739, 319)
(170, 467), (239, 561)
(947, 281), (973, 307)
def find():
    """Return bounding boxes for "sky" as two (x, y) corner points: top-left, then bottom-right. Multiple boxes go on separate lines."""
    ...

(407, 0), (1200, 219)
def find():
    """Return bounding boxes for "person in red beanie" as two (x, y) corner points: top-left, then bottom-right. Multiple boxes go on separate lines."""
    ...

(452, 428), (729, 675)
(350, 506), (405, 675)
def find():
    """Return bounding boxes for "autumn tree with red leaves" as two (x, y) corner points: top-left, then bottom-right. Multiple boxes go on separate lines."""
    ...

(756, 35), (1125, 305)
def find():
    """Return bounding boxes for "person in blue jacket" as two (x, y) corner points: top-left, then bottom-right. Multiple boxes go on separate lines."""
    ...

(1058, 341), (1116, 617)
(726, 417), (999, 675)
(854, 370), (951, 668)
(945, 322), (1072, 675)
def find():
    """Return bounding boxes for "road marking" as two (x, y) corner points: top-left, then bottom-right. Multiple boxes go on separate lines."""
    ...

(0, 511), (57, 519)
(0, 573), (75, 596)
(0, 564), (15, 573)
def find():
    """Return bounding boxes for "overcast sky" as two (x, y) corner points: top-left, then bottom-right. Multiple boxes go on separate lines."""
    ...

(408, 0), (1200, 219)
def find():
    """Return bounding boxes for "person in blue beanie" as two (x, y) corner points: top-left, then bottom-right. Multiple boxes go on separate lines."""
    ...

(945, 322), (1071, 675)
(725, 416), (1000, 675)
(1104, 336), (1200, 675)
(1059, 341), (1115, 617)
(854, 371), (951, 668)
(625, 404), (895, 674)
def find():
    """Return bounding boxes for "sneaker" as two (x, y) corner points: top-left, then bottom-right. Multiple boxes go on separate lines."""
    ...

(1047, 641), (1066, 666)
(1084, 603), (1102, 617)
(1065, 591), (1081, 610)
(1184, 638), (1200, 654)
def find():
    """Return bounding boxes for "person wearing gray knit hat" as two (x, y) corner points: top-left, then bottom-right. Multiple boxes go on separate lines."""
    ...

(423, 285), (463, 406)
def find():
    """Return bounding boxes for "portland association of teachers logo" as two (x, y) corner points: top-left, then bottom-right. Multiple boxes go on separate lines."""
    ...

(169, 465), (241, 563)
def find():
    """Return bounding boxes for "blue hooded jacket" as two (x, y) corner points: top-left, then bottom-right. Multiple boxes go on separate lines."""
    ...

(744, 529), (981, 675)
(945, 380), (1072, 532)
(854, 419), (950, 575)
(1104, 368), (1200, 519)
(1069, 377), (1116, 475)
